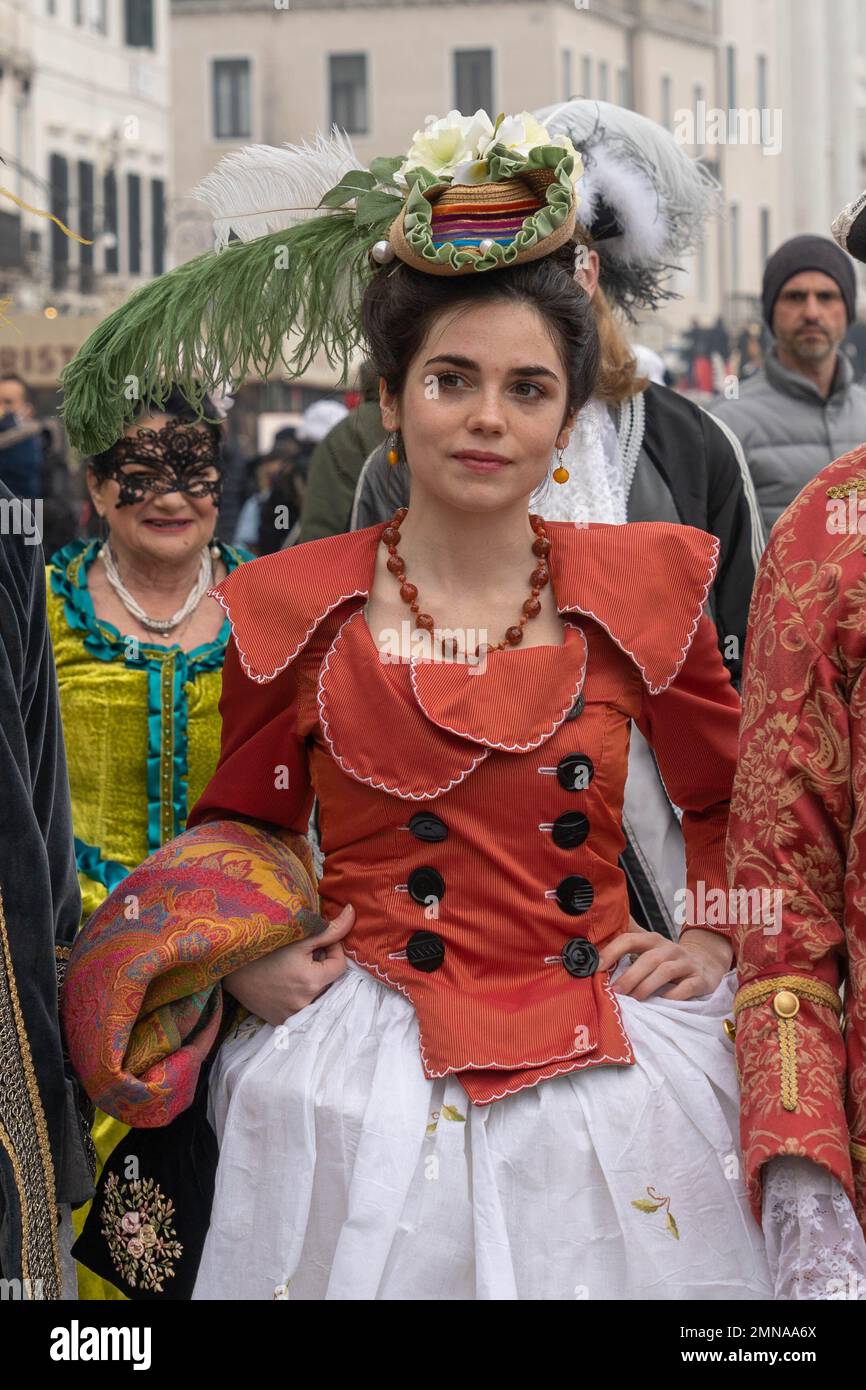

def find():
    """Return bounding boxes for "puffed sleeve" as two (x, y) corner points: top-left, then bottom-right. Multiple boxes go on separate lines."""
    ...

(726, 545), (851, 1224)
(187, 633), (314, 837)
(634, 610), (742, 938)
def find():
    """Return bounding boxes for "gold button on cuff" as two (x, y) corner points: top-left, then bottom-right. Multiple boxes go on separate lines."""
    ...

(723, 1018), (736, 1042)
(773, 989), (800, 1019)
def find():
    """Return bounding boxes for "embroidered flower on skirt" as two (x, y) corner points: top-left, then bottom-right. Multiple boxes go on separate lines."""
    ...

(100, 1173), (183, 1293)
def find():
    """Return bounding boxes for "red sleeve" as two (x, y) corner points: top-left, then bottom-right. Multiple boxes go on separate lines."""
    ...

(726, 546), (851, 1223)
(634, 611), (741, 939)
(187, 636), (314, 835)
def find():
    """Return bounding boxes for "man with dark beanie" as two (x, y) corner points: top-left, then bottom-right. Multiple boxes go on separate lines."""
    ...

(710, 234), (866, 533)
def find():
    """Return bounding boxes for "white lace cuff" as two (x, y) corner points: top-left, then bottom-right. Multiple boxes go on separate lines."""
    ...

(762, 1154), (866, 1299)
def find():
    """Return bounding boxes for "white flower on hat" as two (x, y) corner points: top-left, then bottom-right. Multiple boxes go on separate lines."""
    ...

(489, 112), (555, 158)
(452, 111), (582, 186)
(396, 109), (494, 186)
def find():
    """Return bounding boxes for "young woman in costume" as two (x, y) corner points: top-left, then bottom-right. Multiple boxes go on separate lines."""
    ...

(59, 111), (770, 1300)
(349, 98), (766, 943)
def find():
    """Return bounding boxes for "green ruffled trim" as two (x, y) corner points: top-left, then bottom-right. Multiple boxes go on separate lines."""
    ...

(402, 144), (577, 274)
(50, 538), (251, 858)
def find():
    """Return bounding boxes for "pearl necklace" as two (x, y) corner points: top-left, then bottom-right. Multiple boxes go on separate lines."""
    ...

(100, 542), (217, 634)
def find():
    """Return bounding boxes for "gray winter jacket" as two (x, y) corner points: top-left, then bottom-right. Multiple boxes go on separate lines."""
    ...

(708, 346), (866, 533)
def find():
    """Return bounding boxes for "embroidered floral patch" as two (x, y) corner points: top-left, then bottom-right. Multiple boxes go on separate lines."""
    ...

(631, 1185), (680, 1239)
(100, 1173), (183, 1292)
(425, 1103), (467, 1135)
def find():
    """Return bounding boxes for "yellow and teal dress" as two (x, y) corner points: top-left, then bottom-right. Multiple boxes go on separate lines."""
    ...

(46, 536), (251, 1297)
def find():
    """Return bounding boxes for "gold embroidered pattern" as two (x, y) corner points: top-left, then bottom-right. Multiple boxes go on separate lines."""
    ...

(54, 943), (71, 993)
(826, 476), (866, 497)
(160, 654), (175, 845)
(733, 975), (842, 1017)
(778, 1015), (799, 1111)
(734, 977), (841, 1116)
(0, 887), (61, 1297)
(850, 1141), (866, 1163)
(100, 1173), (183, 1293)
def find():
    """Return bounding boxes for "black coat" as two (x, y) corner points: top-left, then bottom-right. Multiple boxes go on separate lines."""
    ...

(0, 483), (91, 1295)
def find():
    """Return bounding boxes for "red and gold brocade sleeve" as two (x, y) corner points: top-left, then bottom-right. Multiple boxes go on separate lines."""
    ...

(635, 611), (742, 939)
(726, 546), (851, 1224)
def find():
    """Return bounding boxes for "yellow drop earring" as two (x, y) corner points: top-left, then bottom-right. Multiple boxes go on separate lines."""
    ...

(552, 446), (570, 484)
(387, 431), (400, 467)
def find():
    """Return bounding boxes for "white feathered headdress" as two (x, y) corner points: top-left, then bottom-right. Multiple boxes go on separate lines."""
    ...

(534, 99), (722, 318)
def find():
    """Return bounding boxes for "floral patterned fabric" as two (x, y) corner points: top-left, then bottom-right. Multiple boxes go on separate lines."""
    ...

(727, 443), (866, 1228)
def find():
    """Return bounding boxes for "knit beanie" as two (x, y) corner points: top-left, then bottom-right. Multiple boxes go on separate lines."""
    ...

(762, 234), (856, 329)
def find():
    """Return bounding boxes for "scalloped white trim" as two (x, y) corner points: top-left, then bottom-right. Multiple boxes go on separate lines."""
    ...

(555, 534), (720, 695)
(461, 969), (635, 1102)
(207, 581), (369, 684)
(316, 609), (489, 801)
(407, 622), (589, 752)
(344, 946), (629, 1078)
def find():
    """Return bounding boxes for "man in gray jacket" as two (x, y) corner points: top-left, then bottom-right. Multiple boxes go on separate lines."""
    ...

(709, 235), (866, 533)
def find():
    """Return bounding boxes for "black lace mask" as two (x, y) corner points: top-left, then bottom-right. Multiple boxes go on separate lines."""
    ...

(101, 420), (223, 508)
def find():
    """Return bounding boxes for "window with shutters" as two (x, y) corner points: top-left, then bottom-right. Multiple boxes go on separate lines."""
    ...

(127, 172), (141, 275)
(561, 49), (573, 102)
(453, 49), (493, 115)
(212, 58), (252, 139)
(125, 0), (154, 49)
(0, 211), (22, 269)
(103, 169), (118, 273)
(78, 160), (95, 293)
(151, 178), (165, 276)
(328, 54), (368, 135)
(49, 153), (69, 292)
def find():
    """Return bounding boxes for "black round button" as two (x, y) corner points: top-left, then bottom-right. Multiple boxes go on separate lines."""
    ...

(406, 930), (445, 973)
(564, 691), (585, 722)
(407, 812), (448, 843)
(407, 866), (445, 906)
(561, 938), (599, 978)
(556, 753), (594, 791)
(551, 811), (590, 849)
(554, 875), (594, 915)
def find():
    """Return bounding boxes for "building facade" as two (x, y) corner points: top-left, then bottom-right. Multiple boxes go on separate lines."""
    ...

(0, 0), (172, 329)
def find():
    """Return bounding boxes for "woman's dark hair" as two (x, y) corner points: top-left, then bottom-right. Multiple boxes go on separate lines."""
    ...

(360, 239), (600, 428)
(89, 384), (223, 477)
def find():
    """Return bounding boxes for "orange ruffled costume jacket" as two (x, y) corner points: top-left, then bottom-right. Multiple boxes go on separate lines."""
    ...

(188, 519), (740, 1105)
(727, 444), (866, 1231)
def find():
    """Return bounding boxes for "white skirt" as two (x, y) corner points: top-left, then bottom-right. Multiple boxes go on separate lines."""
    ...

(192, 959), (772, 1301)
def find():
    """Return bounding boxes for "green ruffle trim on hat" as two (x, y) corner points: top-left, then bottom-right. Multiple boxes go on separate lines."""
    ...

(401, 145), (578, 273)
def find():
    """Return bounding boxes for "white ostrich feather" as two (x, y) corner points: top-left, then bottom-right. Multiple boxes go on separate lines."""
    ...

(578, 147), (668, 263)
(189, 127), (364, 250)
(535, 99), (721, 264)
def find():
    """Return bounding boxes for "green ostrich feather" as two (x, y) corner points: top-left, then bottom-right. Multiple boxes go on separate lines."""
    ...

(59, 209), (389, 455)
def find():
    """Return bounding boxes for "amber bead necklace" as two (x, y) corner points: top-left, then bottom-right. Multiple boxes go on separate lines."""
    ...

(381, 507), (551, 658)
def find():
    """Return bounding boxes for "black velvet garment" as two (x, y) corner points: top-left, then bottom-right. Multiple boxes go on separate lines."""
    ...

(0, 481), (92, 1297)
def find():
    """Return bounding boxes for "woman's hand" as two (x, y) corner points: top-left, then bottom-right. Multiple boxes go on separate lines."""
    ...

(597, 922), (732, 1002)
(222, 904), (355, 1026)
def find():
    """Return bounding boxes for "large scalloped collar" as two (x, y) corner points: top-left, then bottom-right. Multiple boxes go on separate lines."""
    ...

(210, 519), (719, 696)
